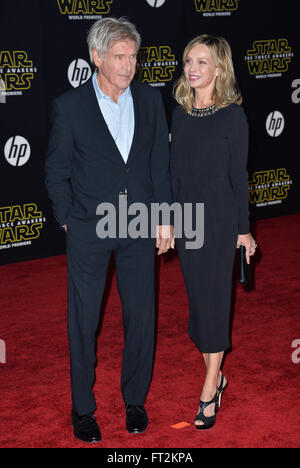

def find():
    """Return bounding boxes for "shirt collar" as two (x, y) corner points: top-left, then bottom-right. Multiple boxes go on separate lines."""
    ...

(92, 71), (131, 103)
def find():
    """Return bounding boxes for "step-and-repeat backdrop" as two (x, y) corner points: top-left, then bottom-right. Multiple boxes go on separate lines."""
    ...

(0, 0), (299, 265)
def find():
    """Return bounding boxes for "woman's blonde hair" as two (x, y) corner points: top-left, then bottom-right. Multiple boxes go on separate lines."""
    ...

(174, 34), (242, 112)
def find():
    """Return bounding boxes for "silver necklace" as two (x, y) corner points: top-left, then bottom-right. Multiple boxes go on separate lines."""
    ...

(188, 104), (217, 117)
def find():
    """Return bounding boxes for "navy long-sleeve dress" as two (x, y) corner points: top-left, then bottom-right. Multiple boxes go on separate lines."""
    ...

(171, 103), (249, 353)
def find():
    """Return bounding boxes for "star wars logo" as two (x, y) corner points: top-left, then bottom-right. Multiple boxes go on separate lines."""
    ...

(194, 0), (239, 16)
(245, 39), (294, 79)
(136, 46), (178, 87)
(0, 203), (46, 249)
(0, 51), (37, 97)
(248, 168), (292, 207)
(57, 0), (113, 19)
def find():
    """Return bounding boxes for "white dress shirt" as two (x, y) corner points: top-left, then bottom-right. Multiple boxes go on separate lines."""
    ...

(92, 72), (135, 163)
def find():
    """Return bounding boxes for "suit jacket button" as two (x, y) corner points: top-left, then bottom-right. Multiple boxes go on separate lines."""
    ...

(125, 168), (130, 173)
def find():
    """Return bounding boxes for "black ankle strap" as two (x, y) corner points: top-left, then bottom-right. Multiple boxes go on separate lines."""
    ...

(199, 392), (218, 409)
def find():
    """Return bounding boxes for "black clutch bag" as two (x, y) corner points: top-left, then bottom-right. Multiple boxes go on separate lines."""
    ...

(238, 245), (250, 285)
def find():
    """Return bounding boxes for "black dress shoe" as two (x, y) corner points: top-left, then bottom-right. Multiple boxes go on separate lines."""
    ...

(71, 411), (102, 443)
(125, 404), (148, 434)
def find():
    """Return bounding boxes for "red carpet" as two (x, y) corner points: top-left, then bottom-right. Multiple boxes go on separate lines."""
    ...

(0, 214), (300, 448)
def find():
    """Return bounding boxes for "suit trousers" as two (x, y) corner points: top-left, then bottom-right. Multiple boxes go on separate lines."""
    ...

(66, 234), (156, 416)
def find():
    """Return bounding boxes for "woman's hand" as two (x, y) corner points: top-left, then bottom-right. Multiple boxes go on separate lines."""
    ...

(236, 233), (257, 264)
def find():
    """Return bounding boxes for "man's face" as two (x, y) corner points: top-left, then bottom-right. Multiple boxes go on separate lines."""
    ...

(93, 39), (137, 97)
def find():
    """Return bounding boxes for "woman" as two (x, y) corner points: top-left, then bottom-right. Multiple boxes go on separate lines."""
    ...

(171, 35), (257, 430)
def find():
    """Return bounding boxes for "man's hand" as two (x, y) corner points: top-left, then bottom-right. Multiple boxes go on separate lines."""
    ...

(63, 225), (67, 232)
(156, 225), (175, 255)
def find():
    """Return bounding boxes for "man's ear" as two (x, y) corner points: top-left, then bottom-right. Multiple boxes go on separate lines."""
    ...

(92, 49), (102, 68)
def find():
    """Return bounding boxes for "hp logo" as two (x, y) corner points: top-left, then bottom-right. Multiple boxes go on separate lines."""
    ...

(266, 111), (285, 138)
(4, 136), (31, 167)
(68, 59), (92, 88)
(146, 0), (167, 7)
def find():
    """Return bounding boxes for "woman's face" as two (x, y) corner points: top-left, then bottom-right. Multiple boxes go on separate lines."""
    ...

(184, 43), (219, 94)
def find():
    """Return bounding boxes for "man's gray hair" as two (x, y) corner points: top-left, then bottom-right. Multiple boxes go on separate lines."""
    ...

(87, 17), (141, 64)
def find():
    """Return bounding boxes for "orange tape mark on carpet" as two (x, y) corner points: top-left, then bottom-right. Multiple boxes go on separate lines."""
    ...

(171, 422), (191, 429)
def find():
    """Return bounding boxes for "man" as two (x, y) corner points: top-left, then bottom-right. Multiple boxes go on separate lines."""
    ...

(45, 17), (174, 443)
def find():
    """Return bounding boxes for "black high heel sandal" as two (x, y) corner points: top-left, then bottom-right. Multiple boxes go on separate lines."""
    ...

(194, 392), (218, 430)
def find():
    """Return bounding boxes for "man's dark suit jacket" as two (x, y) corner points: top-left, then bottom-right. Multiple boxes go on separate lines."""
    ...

(45, 78), (173, 244)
